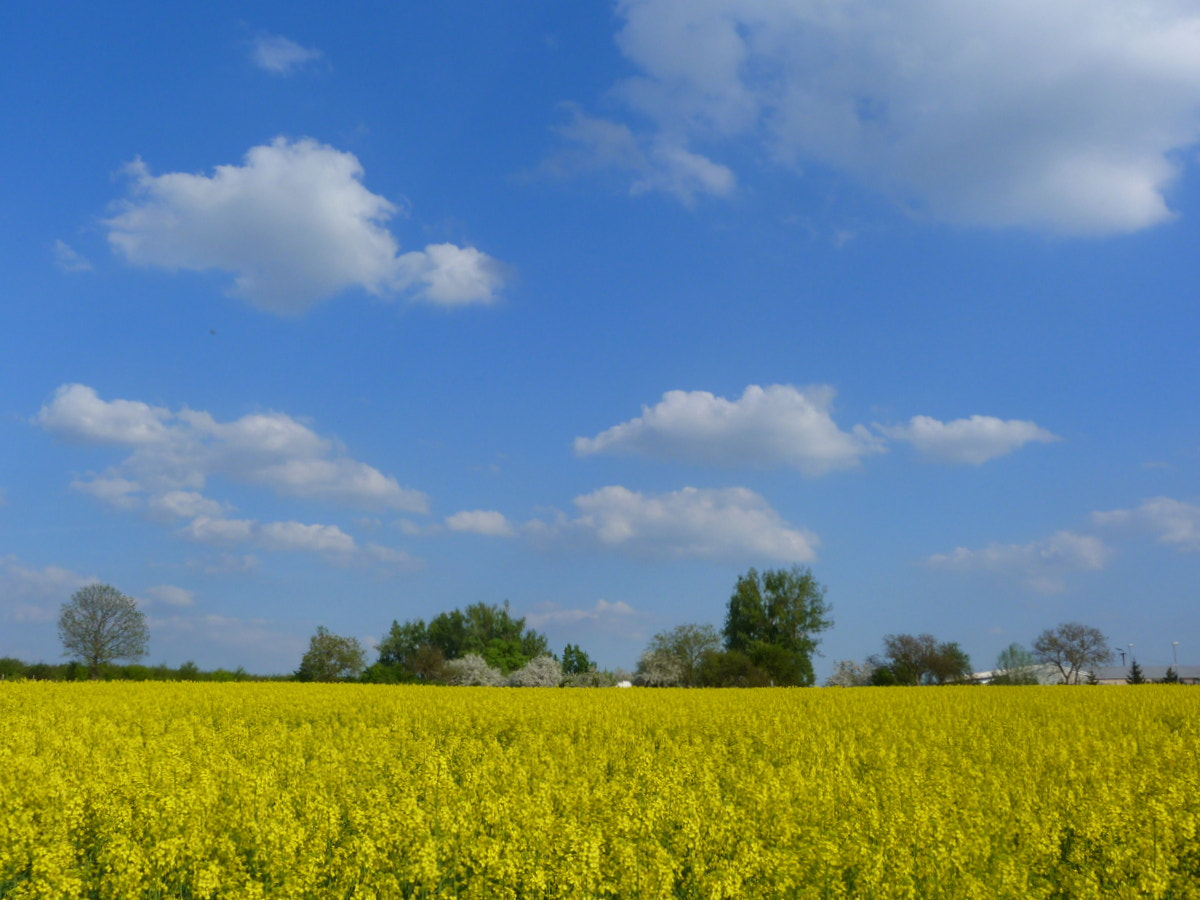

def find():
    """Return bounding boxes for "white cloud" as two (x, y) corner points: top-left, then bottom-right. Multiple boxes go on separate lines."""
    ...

(251, 34), (323, 75)
(548, 104), (736, 205)
(525, 597), (640, 629)
(0, 556), (97, 623)
(928, 530), (1111, 593)
(365, 543), (425, 571)
(178, 512), (419, 569)
(53, 239), (93, 273)
(143, 584), (195, 608)
(595, 0), (1200, 232)
(445, 509), (517, 537)
(105, 137), (506, 313)
(179, 516), (257, 545)
(1093, 497), (1200, 551)
(259, 521), (357, 555)
(37, 384), (427, 513)
(530, 485), (818, 562)
(397, 243), (508, 306)
(575, 384), (880, 475)
(147, 490), (228, 520)
(877, 415), (1060, 464)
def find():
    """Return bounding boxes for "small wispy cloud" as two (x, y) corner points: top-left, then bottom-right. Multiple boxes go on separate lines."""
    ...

(1093, 497), (1200, 552)
(876, 415), (1060, 464)
(927, 530), (1111, 593)
(251, 34), (323, 75)
(53, 239), (93, 273)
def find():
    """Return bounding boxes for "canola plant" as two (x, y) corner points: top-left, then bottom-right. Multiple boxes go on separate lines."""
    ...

(2, 683), (1198, 899)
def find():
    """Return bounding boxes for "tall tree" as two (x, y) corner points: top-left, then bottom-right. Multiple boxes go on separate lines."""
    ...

(58, 583), (148, 679)
(1032, 622), (1113, 685)
(871, 633), (972, 685)
(723, 566), (832, 686)
(381, 601), (550, 679)
(560, 643), (594, 676)
(992, 643), (1039, 685)
(640, 624), (720, 687)
(296, 627), (366, 682)
(1126, 659), (1147, 685)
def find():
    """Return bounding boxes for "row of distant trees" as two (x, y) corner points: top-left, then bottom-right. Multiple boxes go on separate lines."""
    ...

(824, 621), (1185, 686)
(18, 574), (1181, 687)
(23, 567), (834, 686)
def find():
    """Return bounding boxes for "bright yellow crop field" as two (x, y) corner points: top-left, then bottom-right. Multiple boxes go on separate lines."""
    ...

(2, 684), (1198, 899)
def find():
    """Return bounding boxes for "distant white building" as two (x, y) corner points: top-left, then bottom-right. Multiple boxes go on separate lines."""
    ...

(1087, 665), (1200, 685)
(973, 663), (1200, 685)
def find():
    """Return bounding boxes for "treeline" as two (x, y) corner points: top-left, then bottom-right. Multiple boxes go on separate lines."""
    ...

(0, 657), (283, 682)
(294, 565), (833, 687)
(299, 601), (618, 687)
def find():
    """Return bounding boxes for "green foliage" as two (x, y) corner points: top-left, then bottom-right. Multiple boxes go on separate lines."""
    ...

(992, 643), (1039, 685)
(1161, 666), (1181, 684)
(1126, 659), (1146, 685)
(296, 626), (367, 682)
(723, 566), (832, 686)
(561, 668), (618, 688)
(871, 633), (973, 686)
(0, 657), (275, 682)
(561, 643), (594, 676)
(58, 583), (149, 679)
(380, 601), (549, 678)
(697, 649), (771, 687)
(641, 624), (720, 687)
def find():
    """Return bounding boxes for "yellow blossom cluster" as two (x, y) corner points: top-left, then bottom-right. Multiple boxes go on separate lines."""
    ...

(2, 683), (1198, 898)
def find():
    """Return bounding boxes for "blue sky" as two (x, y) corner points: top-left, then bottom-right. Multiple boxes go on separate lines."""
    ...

(3, 0), (1199, 677)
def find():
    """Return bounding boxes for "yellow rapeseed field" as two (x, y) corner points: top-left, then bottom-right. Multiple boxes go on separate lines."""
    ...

(2, 683), (1198, 899)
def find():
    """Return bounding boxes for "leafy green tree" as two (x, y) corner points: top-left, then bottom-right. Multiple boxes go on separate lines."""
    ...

(1161, 666), (1181, 684)
(992, 643), (1039, 685)
(426, 601), (549, 673)
(1032, 622), (1112, 684)
(641, 624), (721, 687)
(871, 633), (972, 685)
(296, 626), (366, 682)
(697, 649), (771, 687)
(378, 601), (549, 679)
(723, 566), (832, 686)
(58, 583), (149, 679)
(561, 643), (594, 676)
(376, 619), (431, 679)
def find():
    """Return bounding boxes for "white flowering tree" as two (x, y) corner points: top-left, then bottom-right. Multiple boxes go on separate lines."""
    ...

(507, 655), (563, 687)
(444, 653), (504, 686)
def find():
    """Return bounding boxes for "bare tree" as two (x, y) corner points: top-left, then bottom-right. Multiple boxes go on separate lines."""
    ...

(58, 583), (149, 679)
(1032, 622), (1112, 684)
